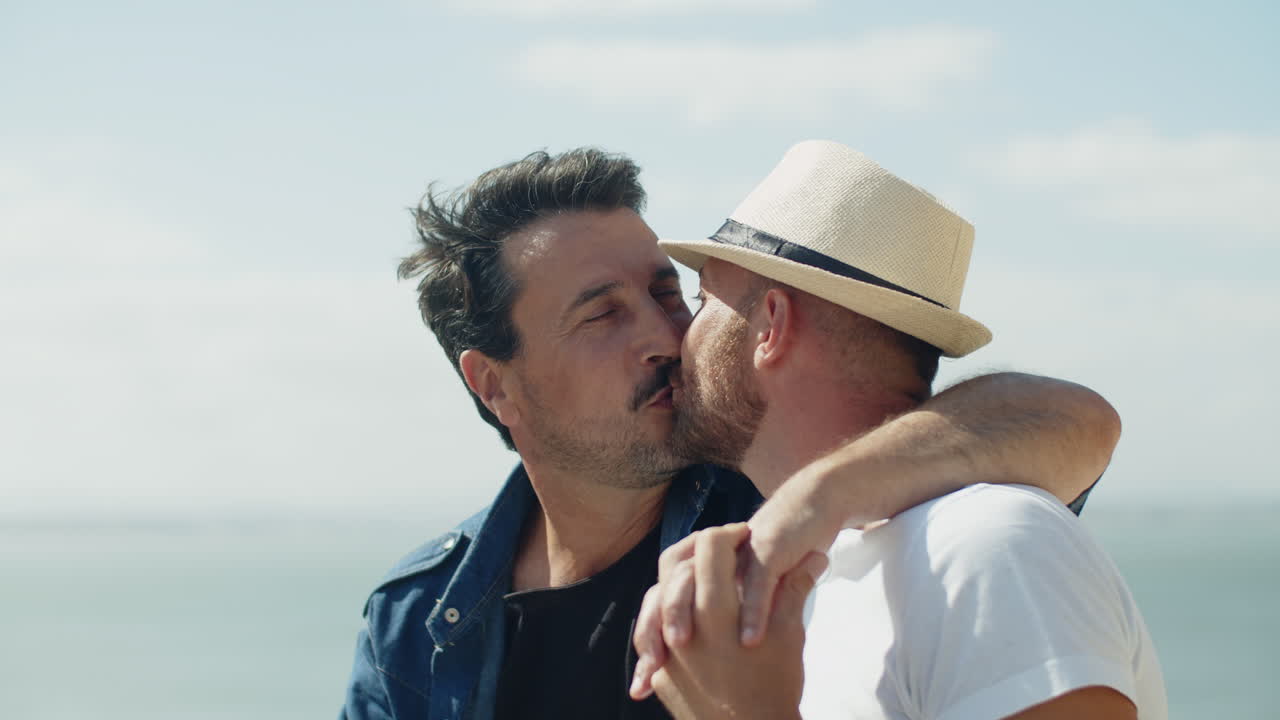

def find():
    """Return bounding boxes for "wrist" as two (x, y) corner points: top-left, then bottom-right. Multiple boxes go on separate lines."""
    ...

(805, 452), (874, 531)
(811, 444), (939, 529)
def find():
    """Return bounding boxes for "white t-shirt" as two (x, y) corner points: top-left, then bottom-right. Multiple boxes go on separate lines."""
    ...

(798, 484), (1167, 720)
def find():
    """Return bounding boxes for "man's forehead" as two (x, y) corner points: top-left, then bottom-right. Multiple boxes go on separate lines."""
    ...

(503, 209), (676, 310)
(564, 262), (679, 302)
(505, 209), (658, 270)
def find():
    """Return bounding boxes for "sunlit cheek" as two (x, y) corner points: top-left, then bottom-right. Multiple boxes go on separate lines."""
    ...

(681, 319), (710, 370)
(680, 316), (700, 350)
(571, 341), (633, 398)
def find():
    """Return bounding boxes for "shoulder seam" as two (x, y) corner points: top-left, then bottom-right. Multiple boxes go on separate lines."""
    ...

(375, 532), (465, 589)
(361, 533), (469, 619)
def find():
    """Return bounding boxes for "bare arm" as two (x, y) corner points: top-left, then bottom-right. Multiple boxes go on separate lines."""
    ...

(631, 371), (1122, 695)
(809, 370), (1119, 528)
(732, 371), (1119, 643)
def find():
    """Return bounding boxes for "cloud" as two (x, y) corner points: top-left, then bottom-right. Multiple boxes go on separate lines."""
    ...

(0, 151), (516, 519)
(988, 121), (1280, 238)
(448, 0), (816, 18)
(0, 163), (206, 269)
(515, 26), (997, 124)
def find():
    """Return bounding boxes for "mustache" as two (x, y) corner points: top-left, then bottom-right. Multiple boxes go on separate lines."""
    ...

(629, 361), (678, 411)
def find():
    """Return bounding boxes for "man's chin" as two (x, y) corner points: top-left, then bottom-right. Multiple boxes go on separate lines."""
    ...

(640, 408), (677, 436)
(623, 447), (691, 486)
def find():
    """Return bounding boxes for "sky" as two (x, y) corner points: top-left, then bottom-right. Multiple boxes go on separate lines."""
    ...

(2, 0), (1277, 521)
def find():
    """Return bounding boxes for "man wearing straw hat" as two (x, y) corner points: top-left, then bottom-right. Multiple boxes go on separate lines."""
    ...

(339, 147), (1121, 720)
(630, 141), (1167, 719)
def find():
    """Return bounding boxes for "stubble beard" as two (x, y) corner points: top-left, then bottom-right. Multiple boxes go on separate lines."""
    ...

(520, 368), (692, 489)
(669, 314), (767, 473)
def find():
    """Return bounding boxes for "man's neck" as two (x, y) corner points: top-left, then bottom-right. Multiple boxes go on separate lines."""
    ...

(740, 380), (915, 498)
(511, 464), (669, 591)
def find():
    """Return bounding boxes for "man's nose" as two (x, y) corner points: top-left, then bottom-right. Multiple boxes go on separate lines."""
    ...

(640, 302), (684, 366)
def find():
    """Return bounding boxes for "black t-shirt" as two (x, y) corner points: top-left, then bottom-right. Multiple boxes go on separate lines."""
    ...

(493, 527), (672, 720)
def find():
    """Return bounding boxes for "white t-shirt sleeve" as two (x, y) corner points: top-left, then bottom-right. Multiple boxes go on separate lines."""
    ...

(886, 485), (1148, 720)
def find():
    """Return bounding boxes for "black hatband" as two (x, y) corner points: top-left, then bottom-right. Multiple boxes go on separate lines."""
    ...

(708, 219), (946, 308)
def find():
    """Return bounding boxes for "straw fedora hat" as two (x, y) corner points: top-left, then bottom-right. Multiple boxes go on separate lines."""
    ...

(659, 140), (991, 357)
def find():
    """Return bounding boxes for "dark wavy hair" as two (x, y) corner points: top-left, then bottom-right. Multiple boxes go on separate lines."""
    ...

(399, 148), (647, 449)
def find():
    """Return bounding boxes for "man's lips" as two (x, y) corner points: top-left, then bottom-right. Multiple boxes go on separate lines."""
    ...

(644, 385), (673, 409)
(631, 362), (678, 411)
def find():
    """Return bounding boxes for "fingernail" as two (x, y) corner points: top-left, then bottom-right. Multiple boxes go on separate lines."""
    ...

(741, 624), (758, 644)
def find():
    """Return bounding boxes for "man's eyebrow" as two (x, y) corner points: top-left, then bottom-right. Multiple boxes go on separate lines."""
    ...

(652, 266), (680, 285)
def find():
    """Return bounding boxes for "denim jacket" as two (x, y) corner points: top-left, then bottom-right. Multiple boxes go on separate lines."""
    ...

(338, 463), (762, 720)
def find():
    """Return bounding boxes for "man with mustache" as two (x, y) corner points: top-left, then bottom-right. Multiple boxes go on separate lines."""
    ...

(338, 147), (1118, 720)
(631, 141), (1167, 719)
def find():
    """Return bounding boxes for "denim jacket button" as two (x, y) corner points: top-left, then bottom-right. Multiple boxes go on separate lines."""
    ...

(444, 607), (460, 623)
(442, 536), (456, 551)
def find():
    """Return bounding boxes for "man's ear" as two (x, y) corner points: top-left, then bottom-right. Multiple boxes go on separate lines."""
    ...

(459, 349), (520, 428)
(752, 288), (795, 370)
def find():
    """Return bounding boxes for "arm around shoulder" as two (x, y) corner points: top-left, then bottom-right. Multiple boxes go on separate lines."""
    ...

(925, 371), (1121, 504)
(727, 373), (1123, 649)
(811, 371), (1121, 527)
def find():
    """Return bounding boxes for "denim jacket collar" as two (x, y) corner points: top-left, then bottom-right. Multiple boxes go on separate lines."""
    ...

(659, 463), (720, 549)
(425, 464), (536, 649)
(425, 462), (721, 649)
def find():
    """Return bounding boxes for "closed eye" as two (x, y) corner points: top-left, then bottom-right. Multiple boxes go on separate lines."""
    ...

(652, 286), (686, 311)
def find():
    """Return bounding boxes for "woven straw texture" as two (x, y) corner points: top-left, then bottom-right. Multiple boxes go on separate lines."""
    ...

(661, 140), (992, 357)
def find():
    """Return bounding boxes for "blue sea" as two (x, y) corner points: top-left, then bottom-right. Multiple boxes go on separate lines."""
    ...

(3, 501), (1277, 719)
